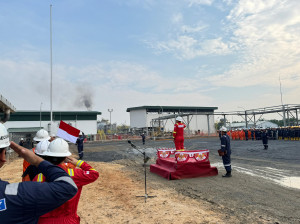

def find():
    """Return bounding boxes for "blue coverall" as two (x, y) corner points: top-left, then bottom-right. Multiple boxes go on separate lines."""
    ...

(76, 135), (85, 159)
(262, 131), (268, 149)
(0, 161), (78, 224)
(220, 134), (231, 174)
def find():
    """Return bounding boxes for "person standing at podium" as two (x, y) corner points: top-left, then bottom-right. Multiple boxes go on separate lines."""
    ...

(173, 116), (186, 151)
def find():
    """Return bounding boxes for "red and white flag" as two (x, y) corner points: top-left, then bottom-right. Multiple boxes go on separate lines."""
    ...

(57, 120), (80, 143)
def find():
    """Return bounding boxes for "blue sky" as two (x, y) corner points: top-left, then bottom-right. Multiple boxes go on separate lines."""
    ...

(1, 0), (300, 124)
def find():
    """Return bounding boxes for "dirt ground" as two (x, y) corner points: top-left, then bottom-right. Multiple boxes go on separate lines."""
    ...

(2, 137), (300, 224)
(1, 158), (228, 224)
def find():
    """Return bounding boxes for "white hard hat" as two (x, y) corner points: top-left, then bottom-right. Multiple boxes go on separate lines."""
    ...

(219, 126), (227, 132)
(33, 129), (50, 142)
(20, 138), (24, 141)
(35, 139), (50, 156)
(0, 123), (10, 148)
(176, 116), (183, 122)
(44, 138), (71, 157)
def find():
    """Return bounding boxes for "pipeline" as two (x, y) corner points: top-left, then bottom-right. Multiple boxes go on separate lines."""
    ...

(1, 109), (11, 123)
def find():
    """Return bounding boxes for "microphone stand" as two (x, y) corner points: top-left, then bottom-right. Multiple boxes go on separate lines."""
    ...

(128, 140), (156, 203)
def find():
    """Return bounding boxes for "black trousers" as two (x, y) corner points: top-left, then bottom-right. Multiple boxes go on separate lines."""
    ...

(222, 154), (231, 172)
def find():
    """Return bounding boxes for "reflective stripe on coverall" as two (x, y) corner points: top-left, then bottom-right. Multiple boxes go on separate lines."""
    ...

(220, 134), (231, 173)
(0, 161), (77, 224)
(33, 160), (99, 224)
(173, 122), (186, 151)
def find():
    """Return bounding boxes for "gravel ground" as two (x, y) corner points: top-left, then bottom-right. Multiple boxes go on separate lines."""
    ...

(4, 137), (299, 223)
(79, 137), (300, 224)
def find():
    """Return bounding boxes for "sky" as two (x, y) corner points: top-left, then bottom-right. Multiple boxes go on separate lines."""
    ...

(1, 0), (300, 125)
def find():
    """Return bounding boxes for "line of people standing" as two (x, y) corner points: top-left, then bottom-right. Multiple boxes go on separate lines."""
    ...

(227, 126), (300, 141)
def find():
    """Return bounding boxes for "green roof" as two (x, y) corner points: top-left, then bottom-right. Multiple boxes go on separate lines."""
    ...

(7, 127), (41, 133)
(0, 94), (16, 112)
(1, 110), (101, 121)
(126, 106), (218, 113)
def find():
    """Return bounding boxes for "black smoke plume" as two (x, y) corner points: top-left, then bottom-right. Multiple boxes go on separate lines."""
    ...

(75, 86), (93, 110)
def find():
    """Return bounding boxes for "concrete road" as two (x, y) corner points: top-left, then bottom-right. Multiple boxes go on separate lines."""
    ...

(79, 137), (300, 223)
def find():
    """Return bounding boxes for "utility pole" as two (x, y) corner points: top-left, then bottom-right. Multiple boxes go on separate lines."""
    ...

(108, 109), (113, 133)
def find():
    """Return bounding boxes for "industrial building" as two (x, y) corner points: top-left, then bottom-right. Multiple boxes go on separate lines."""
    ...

(1, 110), (101, 148)
(126, 106), (218, 136)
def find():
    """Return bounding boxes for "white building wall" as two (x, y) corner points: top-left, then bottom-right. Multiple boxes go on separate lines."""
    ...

(160, 114), (215, 134)
(130, 109), (147, 128)
(146, 113), (162, 127)
(186, 114), (216, 134)
(160, 117), (176, 131)
(129, 110), (216, 134)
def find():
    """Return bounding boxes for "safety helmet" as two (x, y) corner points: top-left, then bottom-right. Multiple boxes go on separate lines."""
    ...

(35, 139), (50, 156)
(219, 126), (227, 132)
(176, 116), (183, 122)
(0, 123), (10, 148)
(44, 138), (71, 157)
(20, 138), (24, 141)
(33, 129), (50, 142)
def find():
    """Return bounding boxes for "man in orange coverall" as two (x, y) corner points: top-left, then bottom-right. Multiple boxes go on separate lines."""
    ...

(173, 116), (186, 151)
(23, 129), (51, 181)
(31, 138), (99, 224)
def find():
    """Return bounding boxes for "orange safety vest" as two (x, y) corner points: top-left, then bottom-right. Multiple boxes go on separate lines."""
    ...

(22, 148), (35, 182)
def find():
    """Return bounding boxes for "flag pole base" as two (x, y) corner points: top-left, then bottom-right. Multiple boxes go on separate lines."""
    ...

(136, 194), (156, 203)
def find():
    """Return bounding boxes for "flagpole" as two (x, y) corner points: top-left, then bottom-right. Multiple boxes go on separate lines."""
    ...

(50, 4), (53, 134)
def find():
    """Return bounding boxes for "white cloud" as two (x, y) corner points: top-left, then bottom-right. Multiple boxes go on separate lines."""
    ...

(152, 36), (231, 60)
(181, 24), (207, 33)
(117, 0), (155, 9)
(187, 0), (214, 7)
(0, 58), (211, 123)
(172, 13), (183, 24)
(207, 0), (300, 88)
(145, 3), (232, 60)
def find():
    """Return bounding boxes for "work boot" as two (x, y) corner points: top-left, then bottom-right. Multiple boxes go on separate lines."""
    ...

(222, 172), (232, 178)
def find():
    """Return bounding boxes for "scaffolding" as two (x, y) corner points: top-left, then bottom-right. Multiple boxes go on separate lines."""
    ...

(151, 111), (215, 137)
(151, 104), (300, 135)
(214, 104), (300, 128)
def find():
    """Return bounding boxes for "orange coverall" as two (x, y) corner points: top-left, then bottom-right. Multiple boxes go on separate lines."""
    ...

(173, 122), (186, 151)
(33, 160), (99, 224)
(22, 148), (35, 181)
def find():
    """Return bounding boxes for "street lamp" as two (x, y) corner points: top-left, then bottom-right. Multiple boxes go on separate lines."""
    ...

(159, 106), (163, 133)
(40, 102), (43, 129)
(279, 75), (287, 126)
(108, 109), (113, 133)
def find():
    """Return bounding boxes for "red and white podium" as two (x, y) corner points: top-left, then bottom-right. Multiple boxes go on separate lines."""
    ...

(150, 149), (218, 180)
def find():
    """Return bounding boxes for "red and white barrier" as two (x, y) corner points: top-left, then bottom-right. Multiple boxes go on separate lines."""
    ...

(156, 148), (209, 163)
